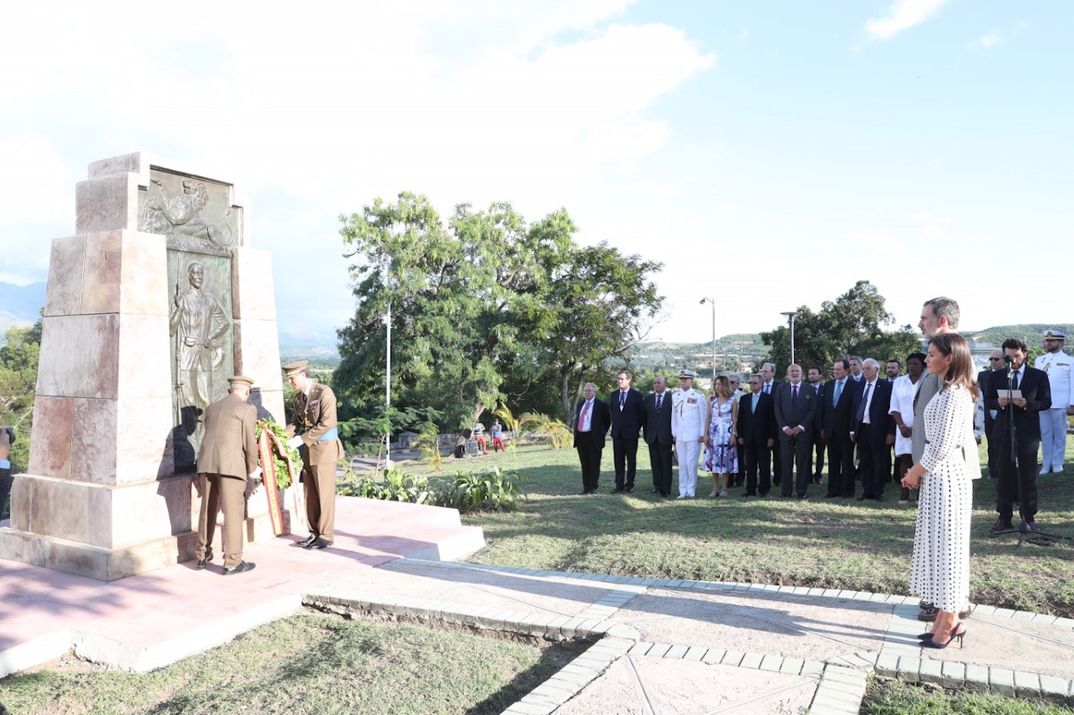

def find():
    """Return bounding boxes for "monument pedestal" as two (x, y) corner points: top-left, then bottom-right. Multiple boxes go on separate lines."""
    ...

(0, 152), (287, 580)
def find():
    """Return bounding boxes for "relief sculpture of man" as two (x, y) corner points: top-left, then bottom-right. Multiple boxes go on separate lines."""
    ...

(170, 261), (229, 423)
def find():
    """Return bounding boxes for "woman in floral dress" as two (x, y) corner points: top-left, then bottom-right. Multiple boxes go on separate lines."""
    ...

(704, 375), (739, 497)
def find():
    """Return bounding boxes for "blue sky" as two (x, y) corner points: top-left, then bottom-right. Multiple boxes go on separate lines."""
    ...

(0, 1), (1070, 343)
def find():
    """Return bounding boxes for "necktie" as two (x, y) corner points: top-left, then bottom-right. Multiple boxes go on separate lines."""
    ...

(656, 393), (662, 410)
(764, 383), (770, 394)
(620, 391), (626, 408)
(857, 383), (871, 422)
(1011, 370), (1020, 390)
(833, 380), (842, 407)
(577, 400), (590, 430)
(792, 384), (798, 404)
(751, 393), (759, 411)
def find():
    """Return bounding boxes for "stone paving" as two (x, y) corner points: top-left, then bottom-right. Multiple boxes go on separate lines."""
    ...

(3, 499), (1074, 714)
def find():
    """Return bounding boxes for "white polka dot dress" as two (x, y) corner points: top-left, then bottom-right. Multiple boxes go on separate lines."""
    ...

(909, 384), (975, 613)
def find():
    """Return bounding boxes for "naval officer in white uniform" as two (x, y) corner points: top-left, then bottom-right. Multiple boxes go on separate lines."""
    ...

(1034, 328), (1074, 474)
(672, 369), (708, 498)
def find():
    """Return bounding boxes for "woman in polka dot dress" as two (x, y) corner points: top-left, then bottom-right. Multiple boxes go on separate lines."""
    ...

(901, 332), (981, 649)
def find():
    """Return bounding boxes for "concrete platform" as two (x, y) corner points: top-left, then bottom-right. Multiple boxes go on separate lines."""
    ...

(0, 497), (484, 676)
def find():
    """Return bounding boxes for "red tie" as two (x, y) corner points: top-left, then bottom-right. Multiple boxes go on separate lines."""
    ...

(578, 400), (590, 430)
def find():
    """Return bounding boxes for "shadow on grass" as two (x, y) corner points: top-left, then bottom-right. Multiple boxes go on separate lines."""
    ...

(463, 639), (589, 715)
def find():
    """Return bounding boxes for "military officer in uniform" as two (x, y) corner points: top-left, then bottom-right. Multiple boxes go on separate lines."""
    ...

(672, 369), (708, 498)
(194, 375), (260, 575)
(284, 360), (343, 550)
(1034, 328), (1074, 475)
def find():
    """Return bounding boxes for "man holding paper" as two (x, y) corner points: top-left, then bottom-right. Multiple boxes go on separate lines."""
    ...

(283, 360), (343, 550)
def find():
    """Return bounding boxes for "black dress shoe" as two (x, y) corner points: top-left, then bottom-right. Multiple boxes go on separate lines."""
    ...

(611, 487), (625, 493)
(195, 558), (209, 570)
(305, 537), (332, 550)
(991, 518), (1014, 534)
(856, 494), (867, 501)
(625, 485), (634, 493)
(294, 534), (318, 547)
(578, 490), (590, 495)
(223, 561), (256, 575)
(1020, 519), (1040, 534)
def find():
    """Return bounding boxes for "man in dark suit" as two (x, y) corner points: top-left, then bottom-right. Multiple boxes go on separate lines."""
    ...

(819, 357), (855, 498)
(737, 373), (777, 496)
(609, 370), (645, 493)
(807, 367), (826, 484)
(760, 362), (782, 486)
(573, 382), (611, 495)
(986, 339), (1052, 533)
(774, 364), (817, 498)
(643, 375), (674, 497)
(978, 349), (1004, 479)
(850, 358), (895, 501)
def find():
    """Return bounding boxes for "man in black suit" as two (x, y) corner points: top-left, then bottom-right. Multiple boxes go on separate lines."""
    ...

(819, 358), (855, 498)
(977, 348), (1004, 479)
(573, 382), (611, 495)
(807, 367), (826, 484)
(986, 339), (1052, 533)
(760, 362), (782, 486)
(774, 364), (817, 498)
(737, 373), (777, 496)
(609, 370), (645, 493)
(643, 375), (674, 497)
(850, 358), (895, 501)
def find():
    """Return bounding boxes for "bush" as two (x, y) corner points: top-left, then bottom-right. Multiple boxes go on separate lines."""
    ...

(337, 467), (434, 504)
(443, 467), (524, 512)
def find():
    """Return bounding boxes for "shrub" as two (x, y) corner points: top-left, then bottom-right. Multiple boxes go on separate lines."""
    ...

(443, 467), (524, 512)
(413, 421), (445, 472)
(337, 467), (434, 505)
(515, 412), (573, 449)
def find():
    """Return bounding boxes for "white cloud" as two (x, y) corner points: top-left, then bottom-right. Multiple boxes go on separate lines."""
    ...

(0, 2), (715, 337)
(974, 32), (1002, 48)
(864, 0), (948, 41)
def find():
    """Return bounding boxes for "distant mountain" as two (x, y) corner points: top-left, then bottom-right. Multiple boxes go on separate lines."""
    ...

(962, 324), (1074, 349)
(0, 281), (46, 332)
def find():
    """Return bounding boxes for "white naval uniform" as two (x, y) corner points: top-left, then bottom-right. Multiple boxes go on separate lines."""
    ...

(1034, 350), (1074, 472)
(672, 387), (707, 497)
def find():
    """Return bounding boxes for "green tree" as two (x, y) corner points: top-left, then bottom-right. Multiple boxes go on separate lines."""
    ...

(760, 281), (919, 375)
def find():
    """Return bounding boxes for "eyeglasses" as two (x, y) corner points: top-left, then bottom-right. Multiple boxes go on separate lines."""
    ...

(988, 357), (1003, 362)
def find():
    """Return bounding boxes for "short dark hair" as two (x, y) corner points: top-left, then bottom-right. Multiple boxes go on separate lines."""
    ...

(1002, 337), (1028, 353)
(834, 357), (850, 371)
(924, 296), (960, 329)
(887, 358), (901, 366)
(906, 351), (926, 364)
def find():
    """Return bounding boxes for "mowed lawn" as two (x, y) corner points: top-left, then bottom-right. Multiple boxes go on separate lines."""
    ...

(427, 441), (1074, 618)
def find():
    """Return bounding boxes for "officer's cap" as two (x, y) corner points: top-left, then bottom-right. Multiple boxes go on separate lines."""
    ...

(1043, 328), (1066, 340)
(228, 375), (255, 387)
(282, 360), (309, 377)
(678, 369), (698, 379)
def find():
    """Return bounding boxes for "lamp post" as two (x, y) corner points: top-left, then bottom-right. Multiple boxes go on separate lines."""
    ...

(780, 311), (797, 366)
(700, 297), (716, 383)
(384, 254), (393, 471)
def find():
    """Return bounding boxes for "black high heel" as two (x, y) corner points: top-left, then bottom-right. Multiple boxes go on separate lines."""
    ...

(922, 624), (966, 649)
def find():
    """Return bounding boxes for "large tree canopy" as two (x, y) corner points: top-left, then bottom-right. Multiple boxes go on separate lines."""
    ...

(760, 281), (920, 375)
(334, 193), (663, 437)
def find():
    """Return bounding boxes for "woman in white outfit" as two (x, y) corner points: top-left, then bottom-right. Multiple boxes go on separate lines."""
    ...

(901, 332), (981, 649)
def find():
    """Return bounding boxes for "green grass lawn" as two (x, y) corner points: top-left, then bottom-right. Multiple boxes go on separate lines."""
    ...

(0, 613), (572, 715)
(428, 442), (1074, 617)
(862, 677), (1074, 714)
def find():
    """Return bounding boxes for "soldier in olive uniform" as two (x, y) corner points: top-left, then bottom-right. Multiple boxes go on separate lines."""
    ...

(284, 360), (343, 550)
(194, 375), (260, 575)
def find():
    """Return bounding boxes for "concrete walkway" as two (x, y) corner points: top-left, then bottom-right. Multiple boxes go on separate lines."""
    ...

(3, 498), (1074, 714)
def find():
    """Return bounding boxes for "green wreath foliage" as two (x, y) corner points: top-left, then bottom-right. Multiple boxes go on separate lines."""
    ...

(255, 419), (299, 490)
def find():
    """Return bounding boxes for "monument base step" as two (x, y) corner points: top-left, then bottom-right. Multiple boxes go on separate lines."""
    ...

(0, 509), (289, 581)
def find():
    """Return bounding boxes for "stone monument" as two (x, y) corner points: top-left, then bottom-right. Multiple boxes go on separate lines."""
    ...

(0, 152), (287, 580)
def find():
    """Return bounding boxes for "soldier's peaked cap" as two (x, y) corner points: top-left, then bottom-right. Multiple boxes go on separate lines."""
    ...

(282, 360), (309, 377)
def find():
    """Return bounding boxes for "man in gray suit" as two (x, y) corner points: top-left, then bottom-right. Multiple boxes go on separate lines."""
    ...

(774, 364), (818, 498)
(910, 296), (963, 621)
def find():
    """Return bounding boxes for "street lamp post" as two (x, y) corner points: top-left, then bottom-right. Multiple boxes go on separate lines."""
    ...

(700, 297), (716, 383)
(384, 254), (393, 471)
(780, 311), (797, 366)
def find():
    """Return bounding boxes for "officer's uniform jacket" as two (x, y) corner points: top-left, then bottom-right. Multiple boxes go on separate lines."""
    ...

(197, 393), (258, 479)
(672, 388), (707, 441)
(1034, 351), (1074, 409)
(292, 382), (344, 468)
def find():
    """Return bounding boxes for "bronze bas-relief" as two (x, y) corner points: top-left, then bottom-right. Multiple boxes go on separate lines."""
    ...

(139, 168), (240, 256)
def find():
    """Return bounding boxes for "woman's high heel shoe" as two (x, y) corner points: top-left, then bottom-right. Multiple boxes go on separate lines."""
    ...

(921, 624), (966, 649)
